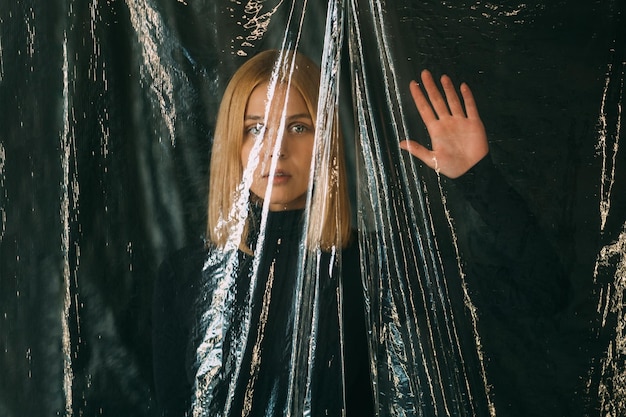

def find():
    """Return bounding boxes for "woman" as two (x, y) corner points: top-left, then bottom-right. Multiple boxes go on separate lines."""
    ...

(152, 49), (567, 417)
(153, 50), (368, 417)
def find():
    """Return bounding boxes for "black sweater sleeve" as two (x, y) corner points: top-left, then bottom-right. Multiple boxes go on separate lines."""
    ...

(451, 154), (569, 315)
(450, 155), (573, 417)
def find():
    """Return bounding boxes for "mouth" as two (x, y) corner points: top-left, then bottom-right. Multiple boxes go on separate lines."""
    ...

(262, 170), (290, 179)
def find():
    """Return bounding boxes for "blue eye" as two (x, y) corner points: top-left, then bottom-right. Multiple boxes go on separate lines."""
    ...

(246, 123), (265, 136)
(290, 123), (310, 134)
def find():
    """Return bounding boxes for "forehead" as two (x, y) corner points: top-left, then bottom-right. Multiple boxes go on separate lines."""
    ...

(245, 82), (310, 116)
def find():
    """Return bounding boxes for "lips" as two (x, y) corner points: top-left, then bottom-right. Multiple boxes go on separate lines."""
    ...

(261, 170), (292, 186)
(262, 169), (290, 179)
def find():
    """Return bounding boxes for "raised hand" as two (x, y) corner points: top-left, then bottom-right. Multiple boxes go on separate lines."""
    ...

(399, 70), (489, 179)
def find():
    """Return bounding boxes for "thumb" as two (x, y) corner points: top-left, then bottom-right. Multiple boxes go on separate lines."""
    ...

(399, 140), (436, 170)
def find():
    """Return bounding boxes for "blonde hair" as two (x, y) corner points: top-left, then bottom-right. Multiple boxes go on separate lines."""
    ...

(206, 49), (351, 251)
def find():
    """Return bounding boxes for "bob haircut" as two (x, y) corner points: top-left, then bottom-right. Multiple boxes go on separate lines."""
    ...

(207, 49), (351, 251)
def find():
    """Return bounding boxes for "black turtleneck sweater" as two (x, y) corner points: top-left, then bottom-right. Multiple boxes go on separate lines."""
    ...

(152, 209), (372, 416)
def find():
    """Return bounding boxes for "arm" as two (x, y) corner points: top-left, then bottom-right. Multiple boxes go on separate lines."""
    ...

(451, 156), (569, 314)
(400, 70), (571, 414)
(152, 249), (192, 417)
(400, 70), (568, 313)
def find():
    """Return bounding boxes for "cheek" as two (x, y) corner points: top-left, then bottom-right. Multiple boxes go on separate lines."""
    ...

(301, 141), (315, 168)
(240, 141), (252, 169)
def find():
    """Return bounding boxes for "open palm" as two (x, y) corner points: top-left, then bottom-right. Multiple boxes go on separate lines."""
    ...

(400, 70), (489, 179)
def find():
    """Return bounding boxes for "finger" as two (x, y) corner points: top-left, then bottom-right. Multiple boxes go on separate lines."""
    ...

(441, 75), (464, 116)
(409, 80), (437, 125)
(399, 140), (437, 170)
(460, 82), (481, 120)
(420, 69), (450, 118)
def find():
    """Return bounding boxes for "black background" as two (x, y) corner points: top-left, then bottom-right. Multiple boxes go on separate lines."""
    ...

(0, 0), (624, 416)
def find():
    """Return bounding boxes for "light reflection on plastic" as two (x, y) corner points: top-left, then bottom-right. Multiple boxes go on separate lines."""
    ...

(235, 0), (286, 56)
(61, 36), (75, 417)
(597, 60), (623, 233)
(0, 142), (6, 241)
(125, 0), (178, 145)
(591, 49), (625, 417)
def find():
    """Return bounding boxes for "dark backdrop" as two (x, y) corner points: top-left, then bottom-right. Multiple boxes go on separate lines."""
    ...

(0, 0), (624, 416)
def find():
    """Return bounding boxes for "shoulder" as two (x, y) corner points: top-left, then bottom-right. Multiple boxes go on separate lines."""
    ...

(158, 241), (208, 286)
(154, 241), (210, 315)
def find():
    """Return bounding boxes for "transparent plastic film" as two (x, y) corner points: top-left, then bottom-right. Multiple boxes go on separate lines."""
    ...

(347, 1), (491, 415)
(191, 2), (349, 416)
(1, 1), (625, 417)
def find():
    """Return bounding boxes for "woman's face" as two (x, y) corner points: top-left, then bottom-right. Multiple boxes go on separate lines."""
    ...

(241, 82), (315, 211)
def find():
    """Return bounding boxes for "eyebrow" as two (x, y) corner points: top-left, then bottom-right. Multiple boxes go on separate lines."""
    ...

(244, 113), (313, 122)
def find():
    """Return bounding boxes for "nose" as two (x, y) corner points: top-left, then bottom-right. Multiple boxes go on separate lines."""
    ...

(273, 145), (286, 158)
(266, 127), (287, 159)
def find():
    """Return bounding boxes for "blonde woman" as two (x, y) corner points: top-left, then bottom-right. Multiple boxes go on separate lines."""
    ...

(153, 50), (368, 417)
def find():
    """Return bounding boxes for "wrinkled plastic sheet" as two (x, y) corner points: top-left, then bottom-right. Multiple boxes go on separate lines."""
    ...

(0, 1), (625, 416)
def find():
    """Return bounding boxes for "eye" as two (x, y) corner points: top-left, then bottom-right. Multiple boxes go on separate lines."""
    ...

(289, 123), (311, 135)
(246, 123), (265, 137)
